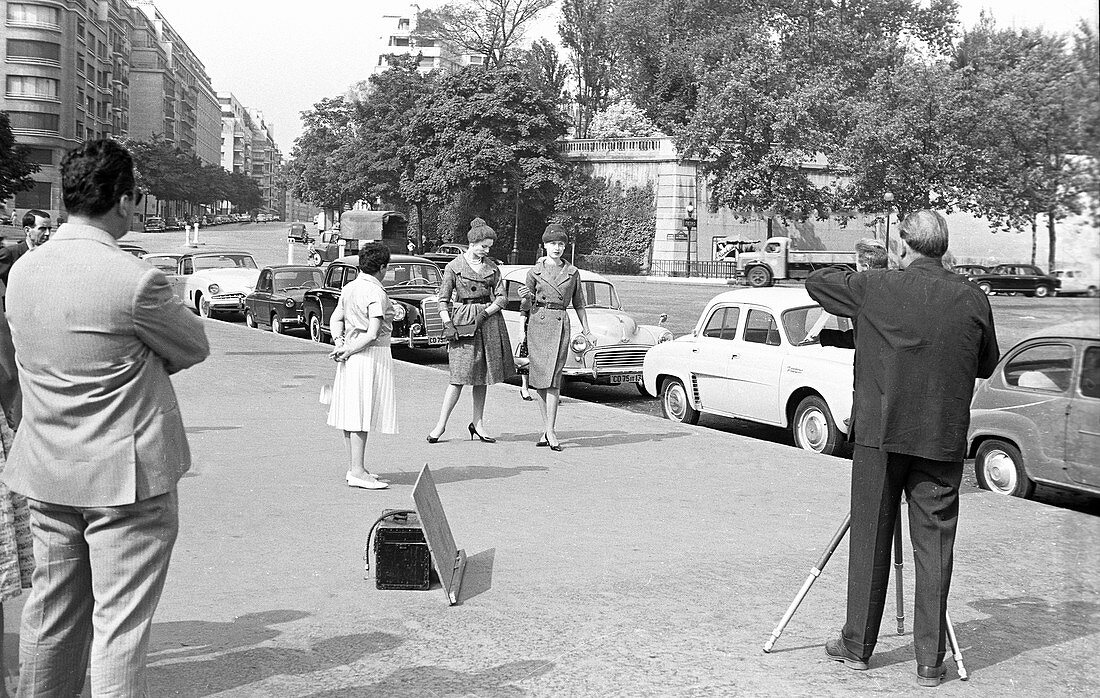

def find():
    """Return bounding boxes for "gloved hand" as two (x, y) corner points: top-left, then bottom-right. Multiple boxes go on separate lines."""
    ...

(442, 321), (458, 341)
(473, 310), (489, 331)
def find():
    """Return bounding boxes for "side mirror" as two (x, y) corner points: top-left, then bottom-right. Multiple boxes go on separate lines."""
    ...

(658, 313), (668, 326)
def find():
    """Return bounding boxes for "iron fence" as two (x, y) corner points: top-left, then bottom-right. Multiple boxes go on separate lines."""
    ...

(649, 260), (739, 279)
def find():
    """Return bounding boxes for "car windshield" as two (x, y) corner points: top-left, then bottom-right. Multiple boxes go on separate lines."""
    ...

(786, 306), (853, 345)
(384, 263), (442, 288)
(145, 256), (179, 272)
(581, 281), (618, 309)
(273, 270), (324, 292)
(193, 254), (257, 270)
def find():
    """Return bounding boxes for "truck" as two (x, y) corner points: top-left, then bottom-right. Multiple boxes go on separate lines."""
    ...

(735, 236), (856, 287)
(306, 210), (408, 266)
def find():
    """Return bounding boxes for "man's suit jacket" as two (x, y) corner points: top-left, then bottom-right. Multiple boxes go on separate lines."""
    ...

(0, 240), (28, 287)
(3, 223), (209, 506)
(806, 257), (999, 461)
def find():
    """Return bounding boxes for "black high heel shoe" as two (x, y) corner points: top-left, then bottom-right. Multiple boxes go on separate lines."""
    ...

(468, 423), (496, 443)
(426, 429), (444, 444)
(535, 433), (549, 447)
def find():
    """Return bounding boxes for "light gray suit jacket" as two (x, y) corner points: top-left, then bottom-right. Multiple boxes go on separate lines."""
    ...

(3, 223), (209, 506)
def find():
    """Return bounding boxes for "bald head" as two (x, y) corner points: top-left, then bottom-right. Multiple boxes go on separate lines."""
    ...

(898, 210), (949, 260)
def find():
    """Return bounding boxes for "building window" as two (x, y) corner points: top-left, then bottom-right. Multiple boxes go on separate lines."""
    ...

(22, 147), (53, 165)
(6, 3), (61, 28)
(5, 38), (61, 62)
(390, 37), (410, 46)
(8, 111), (60, 132)
(14, 181), (52, 209)
(398, 18), (410, 28)
(6, 75), (59, 99)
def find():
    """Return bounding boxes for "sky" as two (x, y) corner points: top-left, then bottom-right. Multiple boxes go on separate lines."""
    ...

(149, 0), (1100, 154)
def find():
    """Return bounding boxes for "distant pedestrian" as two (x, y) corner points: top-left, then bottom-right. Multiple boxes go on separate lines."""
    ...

(4, 139), (209, 695)
(809, 237), (889, 350)
(0, 209), (51, 308)
(326, 242), (397, 490)
(522, 224), (593, 451)
(806, 210), (999, 688)
(426, 218), (514, 444)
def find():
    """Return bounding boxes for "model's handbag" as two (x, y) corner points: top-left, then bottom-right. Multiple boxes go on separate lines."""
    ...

(453, 323), (477, 338)
(514, 338), (530, 373)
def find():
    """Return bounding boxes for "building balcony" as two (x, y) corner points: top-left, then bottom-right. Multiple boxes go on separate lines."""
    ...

(7, 57), (63, 69)
(5, 19), (63, 32)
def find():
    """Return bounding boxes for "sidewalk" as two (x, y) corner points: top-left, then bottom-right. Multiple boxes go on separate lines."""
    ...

(11, 319), (1097, 696)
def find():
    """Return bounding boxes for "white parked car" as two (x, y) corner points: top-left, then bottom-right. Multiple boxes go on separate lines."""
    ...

(642, 287), (855, 455)
(1052, 269), (1099, 297)
(498, 265), (672, 391)
(165, 250), (260, 317)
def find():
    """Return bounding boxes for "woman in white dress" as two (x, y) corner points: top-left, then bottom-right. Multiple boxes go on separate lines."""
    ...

(327, 243), (398, 489)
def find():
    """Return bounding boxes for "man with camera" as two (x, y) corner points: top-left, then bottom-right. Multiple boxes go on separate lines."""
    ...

(805, 210), (999, 687)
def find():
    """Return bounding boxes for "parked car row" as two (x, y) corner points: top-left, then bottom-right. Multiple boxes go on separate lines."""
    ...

(954, 263), (1061, 297)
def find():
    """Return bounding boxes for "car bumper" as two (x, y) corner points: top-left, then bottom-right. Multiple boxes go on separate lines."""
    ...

(210, 294), (247, 310)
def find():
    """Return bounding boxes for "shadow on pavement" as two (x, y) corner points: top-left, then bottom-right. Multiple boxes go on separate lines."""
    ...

(549, 429), (691, 449)
(302, 658), (555, 697)
(376, 465), (548, 486)
(456, 548), (495, 604)
(869, 596), (1100, 676)
(148, 625), (402, 697)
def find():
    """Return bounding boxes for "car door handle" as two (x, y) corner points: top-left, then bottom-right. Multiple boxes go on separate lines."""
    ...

(692, 348), (699, 353)
(730, 354), (738, 359)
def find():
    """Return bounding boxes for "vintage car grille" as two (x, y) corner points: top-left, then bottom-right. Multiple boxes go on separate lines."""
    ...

(592, 346), (649, 373)
(420, 298), (444, 336)
(213, 293), (245, 303)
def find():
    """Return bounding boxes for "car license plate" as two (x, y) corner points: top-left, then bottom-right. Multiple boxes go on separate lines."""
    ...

(610, 373), (641, 384)
(427, 336), (448, 345)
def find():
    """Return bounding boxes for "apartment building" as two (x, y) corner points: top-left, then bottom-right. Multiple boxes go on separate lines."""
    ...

(126, 0), (219, 165)
(1, 0), (141, 216)
(371, 2), (484, 75)
(218, 92), (282, 215)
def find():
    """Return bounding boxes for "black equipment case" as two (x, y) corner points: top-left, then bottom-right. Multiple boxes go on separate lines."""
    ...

(373, 510), (435, 590)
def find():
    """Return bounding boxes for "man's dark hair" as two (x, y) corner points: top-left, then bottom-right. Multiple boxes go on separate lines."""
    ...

(60, 139), (136, 216)
(358, 242), (391, 274)
(21, 209), (49, 228)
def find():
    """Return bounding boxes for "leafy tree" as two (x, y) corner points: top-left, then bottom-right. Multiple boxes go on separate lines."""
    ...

(226, 171), (262, 212)
(401, 65), (570, 249)
(588, 101), (663, 138)
(0, 112), (40, 203)
(523, 38), (570, 106)
(558, 0), (617, 137)
(419, 0), (554, 69)
(287, 97), (362, 211)
(554, 169), (655, 262)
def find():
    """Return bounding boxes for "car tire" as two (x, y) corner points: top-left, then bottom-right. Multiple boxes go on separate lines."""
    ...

(978, 282), (993, 295)
(636, 381), (655, 398)
(244, 309), (257, 329)
(746, 265), (773, 288)
(661, 377), (699, 425)
(974, 439), (1034, 498)
(308, 314), (325, 343)
(792, 395), (842, 455)
(308, 251), (322, 267)
(1033, 285), (1051, 298)
(271, 314), (285, 335)
(198, 295), (213, 318)
(1087, 286), (1098, 298)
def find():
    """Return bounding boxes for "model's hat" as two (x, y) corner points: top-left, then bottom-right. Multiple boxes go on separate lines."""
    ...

(542, 223), (568, 244)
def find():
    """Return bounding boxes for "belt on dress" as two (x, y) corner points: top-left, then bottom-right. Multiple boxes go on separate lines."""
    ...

(458, 296), (491, 303)
(535, 301), (566, 310)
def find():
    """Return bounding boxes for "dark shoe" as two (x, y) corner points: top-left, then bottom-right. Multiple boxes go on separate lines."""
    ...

(535, 433), (549, 447)
(519, 389), (533, 401)
(426, 429), (444, 444)
(468, 423), (496, 443)
(825, 637), (868, 671)
(916, 664), (946, 687)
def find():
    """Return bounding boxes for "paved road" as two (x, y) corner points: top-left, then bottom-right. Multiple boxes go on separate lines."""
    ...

(124, 223), (1100, 516)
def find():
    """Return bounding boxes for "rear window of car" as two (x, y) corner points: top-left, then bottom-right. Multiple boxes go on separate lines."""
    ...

(743, 309), (780, 346)
(1081, 346), (1100, 399)
(1003, 343), (1074, 393)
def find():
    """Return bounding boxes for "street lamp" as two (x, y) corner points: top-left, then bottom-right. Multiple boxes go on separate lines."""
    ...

(506, 180), (520, 264)
(883, 191), (895, 255)
(684, 202), (697, 275)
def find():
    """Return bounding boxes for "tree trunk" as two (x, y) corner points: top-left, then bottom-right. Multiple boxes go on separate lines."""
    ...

(1030, 214), (1037, 266)
(1047, 210), (1057, 273)
(415, 200), (424, 252)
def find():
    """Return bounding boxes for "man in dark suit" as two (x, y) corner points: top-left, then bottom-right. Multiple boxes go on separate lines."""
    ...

(805, 210), (999, 687)
(4, 140), (209, 695)
(0, 209), (52, 295)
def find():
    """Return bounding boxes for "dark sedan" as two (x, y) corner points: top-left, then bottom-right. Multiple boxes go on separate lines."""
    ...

(965, 264), (1060, 297)
(421, 243), (505, 269)
(244, 265), (325, 334)
(302, 254), (446, 347)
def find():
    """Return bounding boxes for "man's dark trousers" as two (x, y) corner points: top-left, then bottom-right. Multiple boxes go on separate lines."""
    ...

(843, 445), (963, 667)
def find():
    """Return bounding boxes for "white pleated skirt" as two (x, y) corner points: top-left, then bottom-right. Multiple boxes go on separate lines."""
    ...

(326, 344), (398, 434)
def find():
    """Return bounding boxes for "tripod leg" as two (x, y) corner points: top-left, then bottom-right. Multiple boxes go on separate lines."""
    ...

(763, 513), (850, 653)
(945, 609), (968, 680)
(893, 518), (904, 635)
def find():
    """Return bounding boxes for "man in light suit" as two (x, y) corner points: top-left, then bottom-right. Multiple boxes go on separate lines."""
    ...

(806, 210), (999, 688)
(4, 139), (209, 696)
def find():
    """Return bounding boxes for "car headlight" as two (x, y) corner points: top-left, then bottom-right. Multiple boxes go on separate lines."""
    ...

(657, 330), (673, 343)
(392, 302), (407, 322)
(285, 298), (296, 309)
(208, 283), (221, 295)
(570, 334), (592, 354)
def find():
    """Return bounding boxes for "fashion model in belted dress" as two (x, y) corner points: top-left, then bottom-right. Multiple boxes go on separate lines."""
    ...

(427, 218), (514, 444)
(521, 224), (592, 451)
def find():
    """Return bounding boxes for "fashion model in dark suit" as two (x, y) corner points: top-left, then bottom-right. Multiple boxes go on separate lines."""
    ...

(806, 210), (999, 687)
